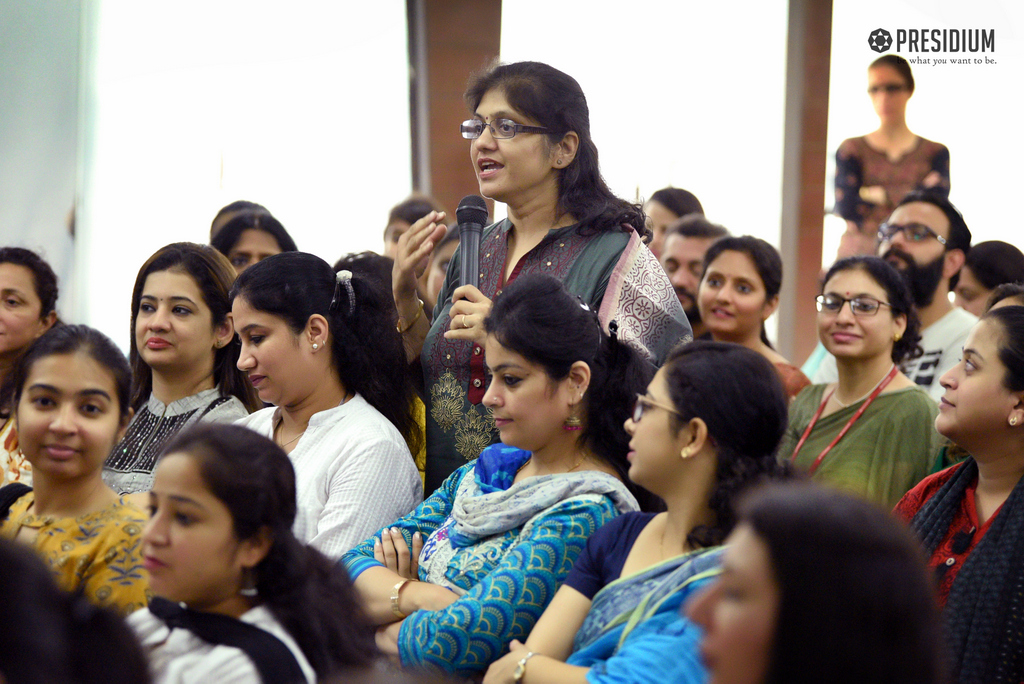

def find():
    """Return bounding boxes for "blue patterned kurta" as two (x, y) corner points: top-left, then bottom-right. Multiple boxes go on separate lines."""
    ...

(341, 444), (638, 676)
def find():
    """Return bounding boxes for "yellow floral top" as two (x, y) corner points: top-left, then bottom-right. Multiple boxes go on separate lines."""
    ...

(0, 492), (149, 615)
(0, 418), (32, 487)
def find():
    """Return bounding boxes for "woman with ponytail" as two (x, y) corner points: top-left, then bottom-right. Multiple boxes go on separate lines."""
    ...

(342, 274), (653, 677)
(231, 252), (422, 559)
(131, 423), (377, 682)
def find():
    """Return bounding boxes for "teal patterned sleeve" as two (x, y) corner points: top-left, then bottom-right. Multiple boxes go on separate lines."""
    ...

(398, 494), (621, 676)
(340, 463), (471, 580)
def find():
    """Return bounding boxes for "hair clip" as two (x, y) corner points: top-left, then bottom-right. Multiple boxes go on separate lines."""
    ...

(331, 270), (356, 315)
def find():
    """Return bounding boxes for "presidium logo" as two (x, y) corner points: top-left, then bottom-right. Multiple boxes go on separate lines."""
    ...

(867, 27), (995, 55)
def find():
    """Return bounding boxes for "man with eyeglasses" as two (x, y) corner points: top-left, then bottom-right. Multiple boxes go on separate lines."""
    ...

(809, 190), (975, 401)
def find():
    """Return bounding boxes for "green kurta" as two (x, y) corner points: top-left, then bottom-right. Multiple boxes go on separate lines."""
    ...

(779, 384), (942, 508)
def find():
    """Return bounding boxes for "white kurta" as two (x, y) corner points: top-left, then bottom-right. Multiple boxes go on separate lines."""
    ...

(235, 394), (422, 558)
(128, 605), (317, 684)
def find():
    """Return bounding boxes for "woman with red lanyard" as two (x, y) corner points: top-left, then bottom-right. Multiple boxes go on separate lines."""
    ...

(895, 306), (1024, 684)
(779, 256), (940, 507)
(391, 61), (690, 494)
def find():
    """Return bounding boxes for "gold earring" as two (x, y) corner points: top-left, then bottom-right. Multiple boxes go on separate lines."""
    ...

(681, 446), (693, 460)
(894, 332), (903, 342)
(1012, 416), (1019, 426)
(563, 413), (582, 431)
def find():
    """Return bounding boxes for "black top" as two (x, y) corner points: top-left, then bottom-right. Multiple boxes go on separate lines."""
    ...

(563, 512), (657, 599)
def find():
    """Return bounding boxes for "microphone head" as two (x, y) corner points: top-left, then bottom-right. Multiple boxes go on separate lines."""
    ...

(456, 195), (489, 227)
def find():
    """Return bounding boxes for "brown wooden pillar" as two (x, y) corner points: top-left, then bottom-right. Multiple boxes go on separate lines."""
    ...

(778, 0), (832, 365)
(408, 0), (502, 216)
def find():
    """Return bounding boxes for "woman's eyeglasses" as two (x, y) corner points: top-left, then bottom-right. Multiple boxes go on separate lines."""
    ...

(460, 118), (549, 140)
(877, 222), (948, 246)
(632, 395), (683, 423)
(867, 84), (907, 95)
(815, 294), (892, 316)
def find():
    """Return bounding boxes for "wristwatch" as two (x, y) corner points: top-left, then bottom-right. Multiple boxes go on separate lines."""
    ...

(513, 651), (536, 684)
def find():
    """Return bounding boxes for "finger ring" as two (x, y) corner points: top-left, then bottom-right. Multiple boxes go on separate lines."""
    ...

(461, 314), (468, 328)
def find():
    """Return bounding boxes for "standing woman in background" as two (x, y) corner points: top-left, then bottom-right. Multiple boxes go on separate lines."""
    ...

(0, 247), (59, 487)
(393, 61), (690, 492)
(697, 236), (810, 398)
(835, 55), (950, 258)
(231, 252), (422, 559)
(104, 243), (260, 496)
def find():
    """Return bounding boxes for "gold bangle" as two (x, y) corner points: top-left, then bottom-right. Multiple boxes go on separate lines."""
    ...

(391, 579), (412, 619)
(397, 300), (424, 334)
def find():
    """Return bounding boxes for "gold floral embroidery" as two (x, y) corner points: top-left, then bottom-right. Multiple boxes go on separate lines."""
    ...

(430, 371), (463, 431)
(455, 407), (496, 462)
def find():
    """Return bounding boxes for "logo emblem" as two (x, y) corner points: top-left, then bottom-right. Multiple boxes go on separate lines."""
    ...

(868, 28), (893, 53)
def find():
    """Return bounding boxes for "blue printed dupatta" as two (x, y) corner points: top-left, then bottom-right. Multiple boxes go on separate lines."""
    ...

(567, 546), (724, 683)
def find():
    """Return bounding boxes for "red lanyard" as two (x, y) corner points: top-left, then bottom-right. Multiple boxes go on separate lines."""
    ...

(790, 365), (899, 475)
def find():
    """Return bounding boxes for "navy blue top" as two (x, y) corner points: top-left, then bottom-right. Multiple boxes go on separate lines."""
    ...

(563, 512), (658, 599)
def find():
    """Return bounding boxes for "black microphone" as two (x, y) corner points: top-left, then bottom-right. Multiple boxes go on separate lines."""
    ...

(457, 195), (488, 290)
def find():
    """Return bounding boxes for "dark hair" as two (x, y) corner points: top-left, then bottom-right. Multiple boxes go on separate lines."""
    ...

(822, 256), (923, 364)
(211, 212), (298, 257)
(983, 305), (1024, 393)
(964, 241), (1024, 291)
(986, 282), (1024, 311)
(386, 195), (445, 233)
(648, 187), (704, 219)
(483, 274), (658, 509)
(0, 539), (150, 684)
(665, 215), (729, 241)
(129, 243), (261, 413)
(895, 189), (971, 254)
(870, 54), (915, 93)
(210, 201), (270, 241)
(333, 251), (395, 298)
(702, 236), (783, 348)
(465, 61), (647, 239)
(213, 200), (267, 222)
(11, 324), (131, 420)
(0, 246), (59, 321)
(159, 424), (377, 677)
(741, 482), (944, 684)
(231, 252), (421, 454)
(662, 341), (791, 548)
(435, 223), (462, 252)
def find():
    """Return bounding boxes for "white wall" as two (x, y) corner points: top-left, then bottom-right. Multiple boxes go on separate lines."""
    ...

(76, 0), (412, 348)
(499, 0), (790, 249)
(0, 0), (79, 316)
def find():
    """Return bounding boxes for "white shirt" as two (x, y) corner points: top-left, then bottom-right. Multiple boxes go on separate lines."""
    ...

(235, 394), (422, 559)
(809, 306), (978, 402)
(128, 605), (316, 684)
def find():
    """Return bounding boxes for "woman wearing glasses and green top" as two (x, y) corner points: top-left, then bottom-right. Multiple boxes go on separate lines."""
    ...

(391, 61), (690, 493)
(835, 55), (950, 258)
(779, 256), (941, 507)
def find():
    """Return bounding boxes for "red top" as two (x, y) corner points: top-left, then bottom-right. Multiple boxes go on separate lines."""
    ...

(894, 464), (1004, 606)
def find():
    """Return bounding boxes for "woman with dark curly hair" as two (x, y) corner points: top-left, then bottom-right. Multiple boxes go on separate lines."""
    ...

(484, 340), (791, 684)
(391, 60), (690, 493)
(779, 256), (941, 507)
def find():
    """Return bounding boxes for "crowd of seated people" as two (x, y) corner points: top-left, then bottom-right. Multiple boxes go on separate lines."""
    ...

(3, 57), (1024, 684)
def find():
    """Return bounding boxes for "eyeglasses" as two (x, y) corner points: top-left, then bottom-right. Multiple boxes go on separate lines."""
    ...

(867, 84), (907, 95)
(815, 294), (892, 316)
(460, 118), (549, 140)
(632, 394), (683, 423)
(877, 222), (948, 246)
